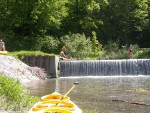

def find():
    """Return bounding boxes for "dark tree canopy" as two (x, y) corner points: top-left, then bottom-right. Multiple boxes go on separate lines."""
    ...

(0, 0), (149, 52)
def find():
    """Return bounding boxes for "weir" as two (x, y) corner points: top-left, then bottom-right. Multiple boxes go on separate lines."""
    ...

(60, 59), (150, 77)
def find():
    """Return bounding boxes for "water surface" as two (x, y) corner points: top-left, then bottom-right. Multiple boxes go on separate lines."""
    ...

(27, 76), (150, 113)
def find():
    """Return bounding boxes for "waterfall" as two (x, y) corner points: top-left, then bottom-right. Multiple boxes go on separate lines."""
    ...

(60, 59), (150, 77)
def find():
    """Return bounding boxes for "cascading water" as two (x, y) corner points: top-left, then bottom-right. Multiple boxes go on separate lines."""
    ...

(60, 59), (150, 77)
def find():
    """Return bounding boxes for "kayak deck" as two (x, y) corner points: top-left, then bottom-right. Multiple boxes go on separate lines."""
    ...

(28, 92), (82, 113)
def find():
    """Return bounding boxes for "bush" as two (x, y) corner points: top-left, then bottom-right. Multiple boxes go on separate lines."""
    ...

(137, 49), (150, 59)
(102, 43), (150, 59)
(60, 33), (93, 59)
(41, 35), (60, 54)
(103, 42), (141, 59)
(103, 41), (121, 59)
(0, 74), (38, 112)
(90, 31), (103, 59)
(3, 34), (43, 51)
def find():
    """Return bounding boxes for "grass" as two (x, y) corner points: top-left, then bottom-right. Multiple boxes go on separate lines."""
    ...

(7, 50), (57, 59)
(0, 74), (39, 112)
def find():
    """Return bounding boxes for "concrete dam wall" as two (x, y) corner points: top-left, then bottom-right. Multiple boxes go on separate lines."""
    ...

(60, 59), (150, 77)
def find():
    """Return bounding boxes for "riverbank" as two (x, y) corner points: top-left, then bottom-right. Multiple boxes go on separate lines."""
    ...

(0, 55), (47, 84)
(0, 55), (47, 113)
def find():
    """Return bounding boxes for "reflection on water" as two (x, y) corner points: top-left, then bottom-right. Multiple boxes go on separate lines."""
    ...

(26, 76), (150, 113)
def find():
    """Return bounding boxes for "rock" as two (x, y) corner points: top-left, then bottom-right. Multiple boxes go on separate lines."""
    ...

(0, 55), (40, 84)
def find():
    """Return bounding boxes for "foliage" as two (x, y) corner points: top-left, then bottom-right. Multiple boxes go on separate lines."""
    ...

(89, 31), (104, 59)
(61, 0), (105, 34)
(0, 0), (69, 51)
(102, 43), (150, 59)
(0, 0), (68, 35)
(0, 0), (149, 56)
(103, 41), (119, 59)
(30, 0), (69, 35)
(128, 44), (139, 58)
(60, 33), (93, 59)
(41, 35), (60, 54)
(0, 74), (38, 112)
(137, 49), (150, 59)
(5, 34), (60, 53)
(91, 31), (102, 54)
(99, 0), (148, 46)
(7, 45), (150, 60)
(2, 34), (43, 51)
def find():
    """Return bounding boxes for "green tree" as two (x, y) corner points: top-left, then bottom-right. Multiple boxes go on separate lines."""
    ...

(31, 0), (69, 35)
(60, 33), (93, 59)
(100, 0), (148, 46)
(91, 31), (102, 55)
(61, 0), (107, 35)
(41, 35), (60, 54)
(0, 0), (69, 51)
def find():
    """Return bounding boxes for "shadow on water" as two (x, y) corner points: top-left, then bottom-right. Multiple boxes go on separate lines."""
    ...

(27, 76), (150, 113)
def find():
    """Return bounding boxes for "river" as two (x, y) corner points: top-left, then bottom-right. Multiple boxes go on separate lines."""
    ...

(27, 76), (150, 113)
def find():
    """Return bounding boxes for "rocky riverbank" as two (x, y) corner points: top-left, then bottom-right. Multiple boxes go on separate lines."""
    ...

(0, 55), (47, 84)
(0, 55), (48, 113)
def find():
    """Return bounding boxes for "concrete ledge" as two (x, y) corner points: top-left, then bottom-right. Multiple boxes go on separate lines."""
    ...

(19, 55), (60, 78)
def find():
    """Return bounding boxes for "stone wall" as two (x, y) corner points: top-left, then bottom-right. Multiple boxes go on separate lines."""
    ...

(19, 55), (60, 78)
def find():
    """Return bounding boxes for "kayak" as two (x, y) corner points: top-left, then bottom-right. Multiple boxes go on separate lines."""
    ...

(0, 51), (8, 55)
(28, 92), (82, 113)
(41, 92), (70, 102)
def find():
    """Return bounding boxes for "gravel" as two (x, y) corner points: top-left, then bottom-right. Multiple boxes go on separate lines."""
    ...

(0, 55), (40, 84)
